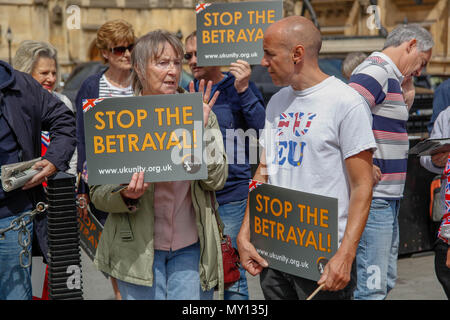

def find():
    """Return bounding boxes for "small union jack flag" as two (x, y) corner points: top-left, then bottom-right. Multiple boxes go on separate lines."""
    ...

(249, 179), (263, 192)
(41, 131), (50, 148)
(82, 98), (104, 113)
(196, 2), (211, 14)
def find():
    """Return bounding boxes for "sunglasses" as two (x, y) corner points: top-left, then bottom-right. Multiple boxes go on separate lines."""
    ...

(184, 51), (197, 60)
(110, 44), (134, 56)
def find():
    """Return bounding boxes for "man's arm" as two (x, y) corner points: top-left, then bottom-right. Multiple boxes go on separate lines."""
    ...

(23, 84), (76, 190)
(427, 79), (450, 133)
(229, 60), (266, 131)
(402, 76), (415, 110)
(446, 247), (450, 268)
(421, 108), (450, 174)
(40, 87), (76, 172)
(237, 149), (269, 276)
(318, 150), (373, 291)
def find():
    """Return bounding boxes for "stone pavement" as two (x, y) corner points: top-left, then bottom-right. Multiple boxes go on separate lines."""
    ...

(80, 249), (447, 300)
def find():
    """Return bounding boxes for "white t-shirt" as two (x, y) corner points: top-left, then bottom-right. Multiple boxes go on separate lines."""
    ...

(260, 76), (376, 243)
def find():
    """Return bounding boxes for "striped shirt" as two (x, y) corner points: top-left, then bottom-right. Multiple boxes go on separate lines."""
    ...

(349, 52), (409, 199)
(99, 74), (133, 98)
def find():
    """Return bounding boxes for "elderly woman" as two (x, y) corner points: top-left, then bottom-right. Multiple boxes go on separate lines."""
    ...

(13, 40), (77, 176)
(89, 29), (227, 300)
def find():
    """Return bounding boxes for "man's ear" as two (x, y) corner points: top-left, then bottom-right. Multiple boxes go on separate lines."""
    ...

(406, 38), (418, 53)
(292, 44), (305, 65)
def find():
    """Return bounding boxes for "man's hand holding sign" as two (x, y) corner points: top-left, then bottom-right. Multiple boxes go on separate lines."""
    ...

(196, 1), (283, 66)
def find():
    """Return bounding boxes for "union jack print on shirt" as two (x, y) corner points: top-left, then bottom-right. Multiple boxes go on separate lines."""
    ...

(276, 112), (316, 137)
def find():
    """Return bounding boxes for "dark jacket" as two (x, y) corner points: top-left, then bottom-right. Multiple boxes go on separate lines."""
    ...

(75, 71), (106, 194)
(0, 60), (76, 260)
(190, 72), (265, 205)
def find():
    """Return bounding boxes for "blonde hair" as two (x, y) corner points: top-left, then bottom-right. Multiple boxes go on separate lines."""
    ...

(13, 40), (58, 74)
(13, 40), (60, 86)
(131, 29), (184, 95)
(96, 19), (136, 62)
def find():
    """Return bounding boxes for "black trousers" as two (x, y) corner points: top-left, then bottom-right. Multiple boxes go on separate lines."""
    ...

(260, 263), (356, 300)
(434, 239), (450, 299)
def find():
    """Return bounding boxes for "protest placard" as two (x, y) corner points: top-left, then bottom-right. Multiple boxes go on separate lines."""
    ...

(83, 93), (207, 185)
(196, 0), (283, 66)
(78, 208), (103, 262)
(249, 181), (338, 281)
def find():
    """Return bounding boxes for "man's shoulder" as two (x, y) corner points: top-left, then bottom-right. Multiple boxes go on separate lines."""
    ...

(266, 86), (290, 105)
(351, 53), (392, 81)
(436, 78), (450, 92)
(11, 69), (40, 89)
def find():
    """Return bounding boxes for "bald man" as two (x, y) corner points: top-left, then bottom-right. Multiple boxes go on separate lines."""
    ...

(236, 16), (376, 300)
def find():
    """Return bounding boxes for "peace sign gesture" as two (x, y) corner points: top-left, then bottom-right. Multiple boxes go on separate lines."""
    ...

(189, 79), (220, 127)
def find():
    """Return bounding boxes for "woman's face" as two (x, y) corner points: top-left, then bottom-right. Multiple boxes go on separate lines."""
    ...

(142, 43), (181, 95)
(103, 41), (133, 73)
(31, 57), (57, 92)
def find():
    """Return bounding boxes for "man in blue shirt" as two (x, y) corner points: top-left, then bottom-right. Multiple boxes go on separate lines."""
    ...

(0, 60), (75, 299)
(185, 31), (265, 300)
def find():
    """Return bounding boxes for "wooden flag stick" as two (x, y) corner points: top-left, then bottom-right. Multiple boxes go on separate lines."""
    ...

(306, 283), (325, 300)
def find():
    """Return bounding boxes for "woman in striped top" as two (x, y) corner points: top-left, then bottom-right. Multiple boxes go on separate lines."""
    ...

(74, 19), (136, 300)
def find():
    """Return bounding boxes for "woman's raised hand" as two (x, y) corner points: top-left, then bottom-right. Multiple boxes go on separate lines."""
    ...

(189, 79), (220, 127)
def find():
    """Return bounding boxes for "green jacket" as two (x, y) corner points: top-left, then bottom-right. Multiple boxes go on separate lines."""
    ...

(90, 111), (228, 299)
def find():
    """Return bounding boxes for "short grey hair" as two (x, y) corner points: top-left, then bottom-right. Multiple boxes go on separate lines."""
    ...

(13, 40), (59, 75)
(131, 29), (184, 95)
(342, 52), (367, 80)
(383, 24), (434, 52)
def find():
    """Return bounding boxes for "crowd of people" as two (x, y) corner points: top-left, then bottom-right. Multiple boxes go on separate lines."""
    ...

(0, 15), (449, 301)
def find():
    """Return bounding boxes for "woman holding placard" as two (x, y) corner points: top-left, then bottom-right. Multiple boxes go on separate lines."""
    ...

(89, 29), (228, 300)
